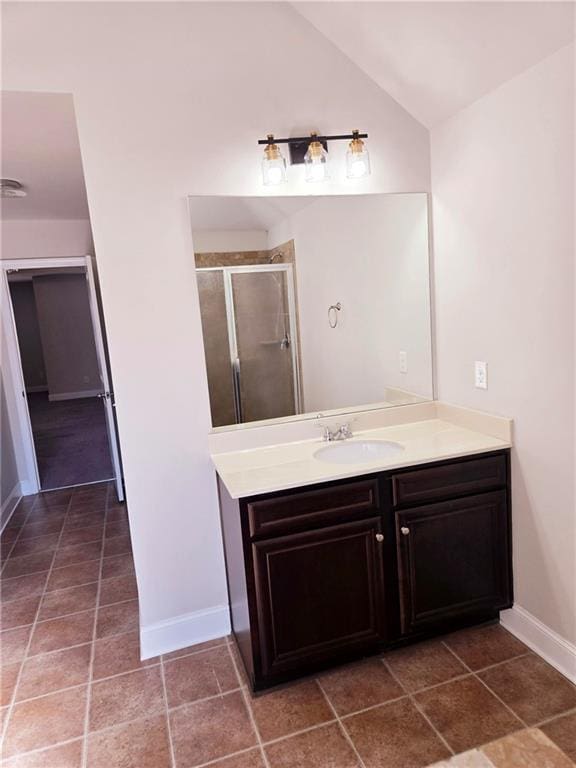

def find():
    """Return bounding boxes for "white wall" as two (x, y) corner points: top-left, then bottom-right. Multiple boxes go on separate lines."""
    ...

(0, 376), (20, 525)
(268, 194), (432, 412)
(2, 2), (430, 653)
(193, 230), (268, 253)
(432, 44), (575, 646)
(1, 219), (93, 260)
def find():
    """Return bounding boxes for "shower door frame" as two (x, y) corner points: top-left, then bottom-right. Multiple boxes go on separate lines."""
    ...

(197, 263), (302, 424)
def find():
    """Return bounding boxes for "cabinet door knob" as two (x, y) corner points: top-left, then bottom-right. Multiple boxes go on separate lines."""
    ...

(375, 533), (384, 542)
(400, 526), (410, 536)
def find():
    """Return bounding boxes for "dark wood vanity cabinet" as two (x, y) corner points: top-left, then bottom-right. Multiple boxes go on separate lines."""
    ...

(219, 450), (512, 690)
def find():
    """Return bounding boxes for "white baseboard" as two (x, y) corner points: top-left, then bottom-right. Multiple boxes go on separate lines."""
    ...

(140, 604), (231, 660)
(501, 605), (576, 683)
(1, 481), (23, 533)
(49, 389), (101, 402)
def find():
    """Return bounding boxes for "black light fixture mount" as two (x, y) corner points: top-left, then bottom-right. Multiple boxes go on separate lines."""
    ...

(258, 131), (368, 165)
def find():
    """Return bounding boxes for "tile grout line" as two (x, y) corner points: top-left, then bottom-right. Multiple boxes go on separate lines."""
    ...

(532, 706), (576, 729)
(159, 656), (177, 768)
(226, 641), (272, 768)
(80, 484), (111, 768)
(0, 496), (47, 576)
(440, 641), (529, 730)
(380, 656), (456, 758)
(1, 491), (74, 748)
(315, 676), (369, 768)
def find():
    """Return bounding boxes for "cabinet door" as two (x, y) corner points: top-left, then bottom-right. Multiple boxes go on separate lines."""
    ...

(396, 491), (512, 635)
(252, 517), (386, 681)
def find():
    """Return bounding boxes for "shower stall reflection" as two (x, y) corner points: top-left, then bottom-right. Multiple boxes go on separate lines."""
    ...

(196, 264), (301, 427)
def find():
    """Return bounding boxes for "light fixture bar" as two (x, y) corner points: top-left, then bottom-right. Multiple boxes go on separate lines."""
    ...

(258, 132), (367, 146)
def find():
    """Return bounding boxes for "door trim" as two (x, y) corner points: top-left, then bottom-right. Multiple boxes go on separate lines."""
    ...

(0, 256), (124, 499)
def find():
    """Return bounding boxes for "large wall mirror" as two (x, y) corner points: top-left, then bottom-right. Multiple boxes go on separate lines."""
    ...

(189, 194), (433, 430)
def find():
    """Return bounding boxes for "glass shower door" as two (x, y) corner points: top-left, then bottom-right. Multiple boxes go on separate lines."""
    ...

(229, 268), (299, 424)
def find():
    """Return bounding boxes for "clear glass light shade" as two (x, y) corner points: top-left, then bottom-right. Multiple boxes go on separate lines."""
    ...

(262, 143), (287, 186)
(346, 137), (371, 179)
(304, 140), (329, 183)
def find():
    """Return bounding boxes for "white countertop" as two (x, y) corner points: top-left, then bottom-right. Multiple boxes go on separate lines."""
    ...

(211, 414), (511, 499)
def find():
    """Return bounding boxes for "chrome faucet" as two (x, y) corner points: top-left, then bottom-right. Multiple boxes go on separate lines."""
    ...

(321, 422), (353, 442)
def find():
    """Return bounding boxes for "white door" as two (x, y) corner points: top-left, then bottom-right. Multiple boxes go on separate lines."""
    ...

(84, 257), (124, 501)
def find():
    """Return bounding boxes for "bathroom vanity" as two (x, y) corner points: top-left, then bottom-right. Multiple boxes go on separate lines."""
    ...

(213, 406), (513, 691)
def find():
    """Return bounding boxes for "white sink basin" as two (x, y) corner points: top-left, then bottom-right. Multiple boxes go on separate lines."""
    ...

(314, 440), (404, 465)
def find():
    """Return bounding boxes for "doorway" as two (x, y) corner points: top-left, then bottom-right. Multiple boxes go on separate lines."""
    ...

(1, 257), (124, 500)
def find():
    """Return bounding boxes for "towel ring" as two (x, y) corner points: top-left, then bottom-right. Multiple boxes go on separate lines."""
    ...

(328, 302), (342, 329)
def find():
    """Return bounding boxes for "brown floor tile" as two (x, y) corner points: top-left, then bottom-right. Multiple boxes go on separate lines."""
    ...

(89, 666), (165, 731)
(19, 518), (65, 540)
(170, 690), (256, 766)
(16, 644), (92, 701)
(53, 540), (103, 568)
(103, 534), (132, 557)
(1, 527), (22, 543)
(541, 712), (576, 762)
(385, 640), (468, 693)
(98, 574), (138, 606)
(211, 750), (266, 768)
(37, 490), (73, 507)
(2, 552), (55, 579)
(101, 554), (135, 580)
(104, 521), (130, 539)
(1, 662), (22, 706)
(67, 500), (106, 516)
(443, 625), (529, 671)
(59, 525), (104, 548)
(38, 583), (98, 621)
(164, 645), (238, 708)
(266, 722), (360, 768)
(320, 658), (404, 716)
(343, 697), (450, 768)
(96, 599), (139, 638)
(9, 534), (60, 559)
(1, 626), (32, 666)
(248, 679), (333, 742)
(162, 636), (229, 661)
(106, 507), (128, 524)
(47, 561), (100, 592)
(229, 639), (251, 688)
(1, 573), (48, 604)
(64, 511), (106, 530)
(3, 685), (87, 757)
(0, 595), (41, 630)
(479, 654), (576, 726)
(415, 676), (522, 753)
(482, 727), (574, 767)
(92, 630), (155, 680)
(86, 713), (171, 768)
(0, 739), (83, 767)
(29, 610), (95, 655)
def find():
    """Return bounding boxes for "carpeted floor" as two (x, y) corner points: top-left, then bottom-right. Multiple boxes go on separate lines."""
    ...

(27, 393), (114, 490)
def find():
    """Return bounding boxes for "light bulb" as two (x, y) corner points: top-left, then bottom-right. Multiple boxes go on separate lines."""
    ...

(304, 135), (329, 183)
(262, 136), (287, 186)
(346, 132), (371, 179)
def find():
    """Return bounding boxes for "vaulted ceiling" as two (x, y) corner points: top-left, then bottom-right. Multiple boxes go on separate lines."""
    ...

(294, 1), (575, 127)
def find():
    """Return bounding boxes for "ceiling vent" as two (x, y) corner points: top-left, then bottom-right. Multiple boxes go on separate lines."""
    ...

(1, 179), (27, 198)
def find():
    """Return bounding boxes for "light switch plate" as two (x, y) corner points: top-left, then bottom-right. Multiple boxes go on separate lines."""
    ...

(399, 351), (408, 374)
(475, 361), (488, 389)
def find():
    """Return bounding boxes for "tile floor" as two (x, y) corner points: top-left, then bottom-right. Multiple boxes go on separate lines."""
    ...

(1, 483), (575, 768)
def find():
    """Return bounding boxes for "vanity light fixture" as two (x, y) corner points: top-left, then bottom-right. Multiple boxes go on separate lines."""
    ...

(261, 135), (287, 186)
(258, 131), (369, 185)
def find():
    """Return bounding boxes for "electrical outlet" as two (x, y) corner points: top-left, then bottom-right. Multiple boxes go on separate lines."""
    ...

(399, 351), (408, 374)
(475, 361), (488, 389)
